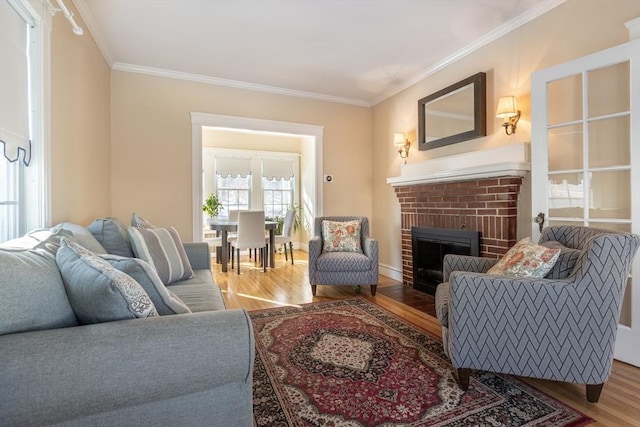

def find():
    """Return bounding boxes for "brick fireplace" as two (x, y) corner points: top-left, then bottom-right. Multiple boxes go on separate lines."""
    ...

(394, 177), (523, 287)
(386, 143), (530, 288)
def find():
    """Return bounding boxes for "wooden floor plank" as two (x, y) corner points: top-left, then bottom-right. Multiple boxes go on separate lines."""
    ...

(212, 249), (640, 426)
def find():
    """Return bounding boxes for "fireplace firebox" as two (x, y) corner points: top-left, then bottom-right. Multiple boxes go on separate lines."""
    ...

(411, 227), (480, 295)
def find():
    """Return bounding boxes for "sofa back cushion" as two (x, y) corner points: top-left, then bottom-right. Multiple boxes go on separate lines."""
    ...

(87, 218), (134, 257)
(0, 248), (78, 335)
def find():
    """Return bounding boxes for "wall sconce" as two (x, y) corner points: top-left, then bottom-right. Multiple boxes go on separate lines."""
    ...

(496, 96), (521, 135)
(393, 132), (411, 163)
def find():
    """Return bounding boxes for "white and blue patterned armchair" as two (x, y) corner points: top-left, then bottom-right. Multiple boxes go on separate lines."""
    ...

(435, 226), (640, 402)
(308, 216), (379, 296)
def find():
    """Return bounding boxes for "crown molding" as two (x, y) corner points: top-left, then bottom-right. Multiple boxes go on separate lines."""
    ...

(112, 63), (372, 107)
(72, 0), (114, 65)
(372, 0), (567, 106)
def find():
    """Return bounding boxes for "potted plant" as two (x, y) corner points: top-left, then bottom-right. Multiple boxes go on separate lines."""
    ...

(202, 193), (224, 225)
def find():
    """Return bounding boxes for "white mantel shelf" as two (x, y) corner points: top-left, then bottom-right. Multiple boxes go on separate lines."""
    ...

(386, 142), (530, 187)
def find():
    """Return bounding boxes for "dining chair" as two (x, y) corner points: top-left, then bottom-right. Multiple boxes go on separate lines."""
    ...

(231, 210), (267, 274)
(203, 228), (223, 264)
(275, 209), (295, 264)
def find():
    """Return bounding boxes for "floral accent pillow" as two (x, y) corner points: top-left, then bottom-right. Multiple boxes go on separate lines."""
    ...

(322, 220), (363, 253)
(487, 237), (561, 278)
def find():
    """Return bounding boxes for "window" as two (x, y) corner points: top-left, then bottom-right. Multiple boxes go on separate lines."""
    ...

(263, 177), (293, 219)
(216, 174), (251, 215)
(202, 148), (298, 224)
(0, 0), (46, 242)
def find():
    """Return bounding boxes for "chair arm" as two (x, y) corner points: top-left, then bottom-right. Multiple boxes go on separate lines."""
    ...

(448, 273), (614, 383)
(0, 309), (254, 425)
(183, 242), (211, 270)
(442, 254), (498, 282)
(309, 236), (322, 263)
(363, 237), (378, 260)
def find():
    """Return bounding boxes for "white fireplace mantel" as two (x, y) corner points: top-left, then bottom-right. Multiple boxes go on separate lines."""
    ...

(386, 142), (530, 187)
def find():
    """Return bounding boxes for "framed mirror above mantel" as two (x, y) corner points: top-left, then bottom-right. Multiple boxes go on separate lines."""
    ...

(418, 72), (487, 151)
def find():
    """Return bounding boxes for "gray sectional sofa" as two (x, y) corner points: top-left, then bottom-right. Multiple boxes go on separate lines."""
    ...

(0, 219), (255, 426)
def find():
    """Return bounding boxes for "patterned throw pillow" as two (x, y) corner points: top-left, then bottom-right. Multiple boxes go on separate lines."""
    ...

(56, 238), (158, 324)
(128, 226), (194, 284)
(322, 220), (363, 253)
(487, 237), (561, 278)
(101, 254), (191, 315)
(131, 212), (155, 229)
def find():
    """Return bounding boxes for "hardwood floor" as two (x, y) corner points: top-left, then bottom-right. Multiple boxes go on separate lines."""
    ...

(212, 249), (640, 426)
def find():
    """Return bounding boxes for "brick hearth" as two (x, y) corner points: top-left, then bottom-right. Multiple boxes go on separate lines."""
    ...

(394, 176), (523, 288)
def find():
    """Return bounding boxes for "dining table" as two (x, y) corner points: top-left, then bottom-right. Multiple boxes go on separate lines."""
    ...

(208, 220), (278, 272)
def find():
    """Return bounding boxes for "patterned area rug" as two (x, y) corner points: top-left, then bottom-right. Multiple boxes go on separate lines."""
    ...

(250, 298), (592, 427)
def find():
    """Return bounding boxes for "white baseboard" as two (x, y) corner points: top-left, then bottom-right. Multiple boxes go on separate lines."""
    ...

(378, 263), (403, 282)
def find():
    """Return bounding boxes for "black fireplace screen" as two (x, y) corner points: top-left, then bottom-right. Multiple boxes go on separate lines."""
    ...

(411, 227), (480, 295)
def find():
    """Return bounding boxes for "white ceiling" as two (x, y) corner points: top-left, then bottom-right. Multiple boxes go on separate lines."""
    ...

(73, 0), (564, 107)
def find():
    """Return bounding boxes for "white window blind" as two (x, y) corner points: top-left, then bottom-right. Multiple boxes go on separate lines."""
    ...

(0, 0), (31, 166)
(215, 156), (252, 177)
(262, 158), (294, 181)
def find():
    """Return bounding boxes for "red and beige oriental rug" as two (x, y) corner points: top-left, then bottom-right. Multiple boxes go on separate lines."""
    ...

(250, 298), (592, 427)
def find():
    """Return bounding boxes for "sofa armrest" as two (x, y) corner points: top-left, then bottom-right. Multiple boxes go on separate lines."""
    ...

(183, 242), (211, 270)
(0, 309), (254, 426)
(442, 254), (498, 282)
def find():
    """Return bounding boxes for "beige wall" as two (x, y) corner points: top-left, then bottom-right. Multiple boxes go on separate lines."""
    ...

(372, 0), (640, 274)
(110, 72), (372, 240)
(50, 4), (111, 225)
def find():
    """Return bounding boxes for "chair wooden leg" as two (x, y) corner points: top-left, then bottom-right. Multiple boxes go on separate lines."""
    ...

(263, 247), (266, 272)
(311, 285), (317, 296)
(586, 383), (604, 403)
(370, 284), (377, 296)
(283, 244), (288, 261)
(236, 249), (240, 274)
(457, 368), (471, 391)
(289, 242), (294, 264)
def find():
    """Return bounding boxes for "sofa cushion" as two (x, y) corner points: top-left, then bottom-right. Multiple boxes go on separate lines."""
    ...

(56, 239), (158, 324)
(0, 247), (79, 335)
(168, 270), (226, 311)
(315, 251), (371, 272)
(128, 226), (194, 285)
(322, 220), (363, 253)
(57, 222), (107, 254)
(102, 254), (191, 315)
(87, 218), (134, 257)
(487, 237), (560, 278)
(0, 226), (73, 252)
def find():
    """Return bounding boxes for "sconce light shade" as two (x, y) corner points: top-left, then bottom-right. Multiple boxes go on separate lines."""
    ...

(393, 133), (406, 146)
(496, 96), (521, 135)
(393, 132), (411, 162)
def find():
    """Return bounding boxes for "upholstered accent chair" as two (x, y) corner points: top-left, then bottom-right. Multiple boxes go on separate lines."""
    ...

(308, 216), (378, 296)
(435, 226), (640, 403)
